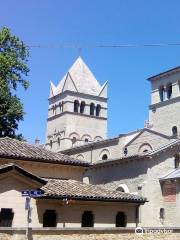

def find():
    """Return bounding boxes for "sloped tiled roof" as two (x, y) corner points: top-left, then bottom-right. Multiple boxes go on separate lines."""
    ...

(40, 178), (146, 203)
(159, 168), (180, 181)
(148, 139), (180, 156)
(0, 163), (46, 184)
(0, 163), (146, 203)
(0, 137), (89, 167)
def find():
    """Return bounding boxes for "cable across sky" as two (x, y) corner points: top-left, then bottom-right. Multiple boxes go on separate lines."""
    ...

(28, 42), (180, 49)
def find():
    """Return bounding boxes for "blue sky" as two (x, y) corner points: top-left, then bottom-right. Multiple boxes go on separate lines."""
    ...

(1, 0), (180, 143)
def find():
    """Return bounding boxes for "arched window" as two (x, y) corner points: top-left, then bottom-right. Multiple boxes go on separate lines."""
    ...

(160, 208), (165, 220)
(94, 136), (103, 142)
(116, 187), (125, 192)
(96, 104), (101, 117)
(102, 154), (108, 160)
(172, 126), (178, 136)
(124, 147), (128, 156)
(159, 86), (165, 102)
(0, 208), (14, 227)
(115, 212), (127, 227)
(116, 184), (129, 193)
(43, 210), (57, 227)
(77, 154), (84, 161)
(80, 101), (85, 114)
(74, 100), (79, 113)
(81, 211), (94, 227)
(72, 137), (76, 144)
(138, 143), (152, 154)
(90, 103), (95, 116)
(167, 83), (172, 99)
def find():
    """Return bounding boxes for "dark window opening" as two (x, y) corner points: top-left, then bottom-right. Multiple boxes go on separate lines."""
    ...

(116, 212), (127, 227)
(80, 101), (85, 114)
(175, 154), (180, 168)
(90, 103), (95, 116)
(143, 149), (148, 153)
(43, 210), (57, 227)
(85, 138), (89, 143)
(172, 126), (178, 136)
(116, 187), (125, 192)
(81, 211), (94, 227)
(74, 100), (79, 113)
(72, 137), (76, 144)
(96, 104), (101, 117)
(124, 148), (128, 156)
(61, 101), (64, 112)
(160, 208), (165, 219)
(102, 154), (108, 160)
(167, 83), (172, 99)
(50, 140), (53, 149)
(59, 102), (62, 112)
(57, 137), (60, 146)
(159, 86), (165, 102)
(0, 208), (14, 227)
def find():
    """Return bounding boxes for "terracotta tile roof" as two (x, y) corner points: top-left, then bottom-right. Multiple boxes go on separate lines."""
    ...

(0, 163), (46, 184)
(148, 139), (180, 155)
(0, 137), (89, 167)
(0, 163), (146, 203)
(40, 178), (146, 203)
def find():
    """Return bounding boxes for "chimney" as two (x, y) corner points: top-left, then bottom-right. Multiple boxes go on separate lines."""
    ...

(35, 137), (40, 145)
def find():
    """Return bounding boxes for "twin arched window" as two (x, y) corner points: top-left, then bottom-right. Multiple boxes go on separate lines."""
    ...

(74, 100), (86, 114)
(73, 100), (101, 117)
(90, 103), (101, 116)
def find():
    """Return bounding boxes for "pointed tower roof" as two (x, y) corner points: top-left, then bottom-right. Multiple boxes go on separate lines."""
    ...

(56, 57), (102, 96)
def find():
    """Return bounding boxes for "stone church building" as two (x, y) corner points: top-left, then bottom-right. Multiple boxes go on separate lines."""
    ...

(0, 57), (180, 229)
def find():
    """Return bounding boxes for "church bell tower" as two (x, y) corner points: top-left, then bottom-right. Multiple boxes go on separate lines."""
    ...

(45, 57), (108, 152)
(148, 66), (180, 137)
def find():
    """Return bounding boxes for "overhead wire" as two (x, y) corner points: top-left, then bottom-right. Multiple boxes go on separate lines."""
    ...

(27, 42), (180, 49)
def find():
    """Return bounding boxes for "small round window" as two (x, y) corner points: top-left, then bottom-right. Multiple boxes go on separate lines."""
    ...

(102, 154), (108, 160)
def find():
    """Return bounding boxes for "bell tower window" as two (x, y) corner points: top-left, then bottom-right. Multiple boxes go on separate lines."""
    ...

(159, 86), (165, 102)
(90, 103), (95, 116)
(74, 100), (79, 113)
(167, 83), (172, 99)
(96, 104), (101, 117)
(80, 101), (85, 114)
